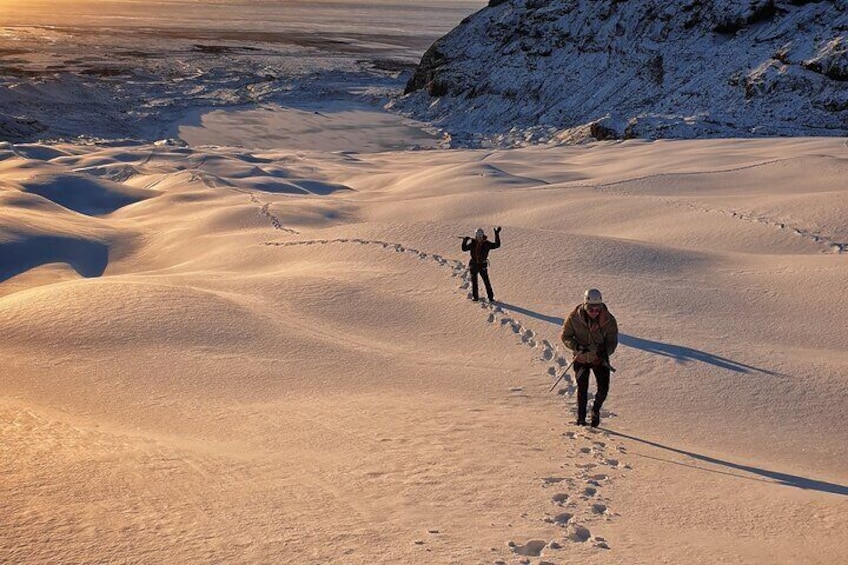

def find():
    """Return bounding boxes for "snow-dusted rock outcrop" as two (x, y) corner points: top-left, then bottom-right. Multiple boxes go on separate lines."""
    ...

(395, 0), (848, 146)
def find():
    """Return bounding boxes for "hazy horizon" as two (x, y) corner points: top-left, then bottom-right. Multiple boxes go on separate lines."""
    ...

(0, 1), (487, 34)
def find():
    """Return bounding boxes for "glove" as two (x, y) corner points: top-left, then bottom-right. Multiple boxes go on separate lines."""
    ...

(574, 345), (591, 364)
(577, 344), (605, 365)
(494, 226), (502, 234)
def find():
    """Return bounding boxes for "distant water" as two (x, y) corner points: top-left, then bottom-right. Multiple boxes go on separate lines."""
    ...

(0, 1), (486, 44)
(0, 1), (486, 144)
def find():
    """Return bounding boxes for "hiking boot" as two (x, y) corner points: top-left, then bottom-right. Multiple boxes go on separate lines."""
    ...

(590, 411), (600, 428)
(575, 419), (587, 426)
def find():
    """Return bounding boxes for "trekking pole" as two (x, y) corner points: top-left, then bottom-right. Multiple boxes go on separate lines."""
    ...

(549, 358), (576, 393)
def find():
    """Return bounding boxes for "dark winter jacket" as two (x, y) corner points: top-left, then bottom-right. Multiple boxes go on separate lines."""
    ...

(560, 304), (618, 366)
(462, 232), (500, 266)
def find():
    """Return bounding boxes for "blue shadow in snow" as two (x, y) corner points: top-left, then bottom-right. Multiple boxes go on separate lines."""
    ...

(617, 334), (786, 376)
(21, 174), (145, 216)
(0, 236), (109, 282)
(495, 302), (785, 377)
(603, 429), (848, 496)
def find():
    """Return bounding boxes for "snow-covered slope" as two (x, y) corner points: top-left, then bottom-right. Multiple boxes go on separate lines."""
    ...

(395, 0), (848, 146)
(2, 136), (847, 564)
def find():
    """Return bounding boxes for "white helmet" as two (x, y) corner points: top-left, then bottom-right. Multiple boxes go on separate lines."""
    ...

(475, 228), (485, 239)
(584, 288), (603, 305)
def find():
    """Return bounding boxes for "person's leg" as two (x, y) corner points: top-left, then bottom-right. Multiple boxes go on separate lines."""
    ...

(469, 263), (480, 301)
(590, 365), (611, 427)
(479, 266), (494, 301)
(574, 363), (590, 425)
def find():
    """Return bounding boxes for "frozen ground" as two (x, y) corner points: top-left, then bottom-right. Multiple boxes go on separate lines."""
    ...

(176, 101), (443, 151)
(0, 0), (485, 144)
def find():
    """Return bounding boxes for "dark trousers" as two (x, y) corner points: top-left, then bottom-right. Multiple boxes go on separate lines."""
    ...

(574, 362), (611, 421)
(470, 262), (494, 301)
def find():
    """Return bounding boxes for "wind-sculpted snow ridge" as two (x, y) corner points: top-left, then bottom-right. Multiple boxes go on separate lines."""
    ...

(19, 173), (153, 216)
(265, 236), (609, 408)
(394, 0), (848, 147)
(562, 156), (848, 254)
(0, 142), (352, 288)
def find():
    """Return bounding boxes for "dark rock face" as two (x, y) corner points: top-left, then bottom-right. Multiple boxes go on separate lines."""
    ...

(712, 0), (779, 34)
(395, 0), (848, 145)
(0, 113), (46, 142)
(404, 42), (449, 95)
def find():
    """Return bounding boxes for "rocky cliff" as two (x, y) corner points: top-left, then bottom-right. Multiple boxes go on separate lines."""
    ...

(393, 0), (848, 146)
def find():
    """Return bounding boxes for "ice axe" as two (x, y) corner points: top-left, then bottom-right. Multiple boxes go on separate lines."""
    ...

(548, 358), (577, 393)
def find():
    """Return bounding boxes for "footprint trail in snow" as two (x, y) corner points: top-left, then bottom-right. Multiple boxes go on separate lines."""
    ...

(264, 235), (631, 558)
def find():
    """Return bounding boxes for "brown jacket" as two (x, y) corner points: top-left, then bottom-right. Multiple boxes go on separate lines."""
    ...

(560, 304), (618, 365)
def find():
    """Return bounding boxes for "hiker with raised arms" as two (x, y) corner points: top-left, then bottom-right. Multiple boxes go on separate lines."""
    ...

(561, 288), (619, 427)
(461, 226), (501, 302)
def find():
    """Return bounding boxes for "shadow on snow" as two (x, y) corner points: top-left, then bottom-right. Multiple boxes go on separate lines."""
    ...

(0, 236), (109, 283)
(495, 301), (786, 377)
(603, 429), (848, 496)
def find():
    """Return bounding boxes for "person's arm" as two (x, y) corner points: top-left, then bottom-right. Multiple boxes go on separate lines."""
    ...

(560, 317), (579, 353)
(563, 313), (595, 363)
(461, 237), (471, 251)
(490, 226), (501, 249)
(605, 315), (619, 357)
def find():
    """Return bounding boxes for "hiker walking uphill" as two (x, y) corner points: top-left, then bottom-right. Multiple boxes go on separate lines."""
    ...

(561, 288), (619, 427)
(462, 227), (501, 302)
